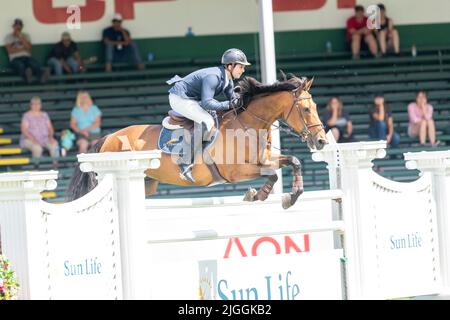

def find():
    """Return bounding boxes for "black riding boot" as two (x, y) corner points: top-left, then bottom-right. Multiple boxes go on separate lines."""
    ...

(177, 131), (196, 183)
(202, 123), (216, 142)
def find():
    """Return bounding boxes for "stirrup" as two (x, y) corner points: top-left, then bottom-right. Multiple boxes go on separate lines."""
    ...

(203, 126), (217, 142)
(179, 163), (195, 183)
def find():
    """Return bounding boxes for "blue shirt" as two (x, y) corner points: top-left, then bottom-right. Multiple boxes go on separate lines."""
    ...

(167, 66), (235, 111)
(71, 105), (102, 134)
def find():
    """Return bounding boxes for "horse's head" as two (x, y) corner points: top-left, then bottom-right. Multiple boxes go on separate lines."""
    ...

(282, 77), (328, 150)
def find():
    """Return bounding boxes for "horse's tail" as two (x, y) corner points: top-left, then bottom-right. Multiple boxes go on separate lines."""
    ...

(66, 136), (108, 201)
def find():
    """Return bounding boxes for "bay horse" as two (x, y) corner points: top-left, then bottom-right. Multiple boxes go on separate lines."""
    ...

(68, 75), (327, 209)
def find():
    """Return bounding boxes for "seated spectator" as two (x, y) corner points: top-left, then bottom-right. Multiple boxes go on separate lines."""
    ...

(20, 97), (59, 165)
(322, 97), (355, 143)
(4, 18), (49, 84)
(408, 90), (439, 146)
(346, 5), (378, 59)
(47, 32), (85, 76)
(368, 94), (400, 147)
(374, 4), (400, 56)
(70, 91), (102, 153)
(103, 13), (145, 72)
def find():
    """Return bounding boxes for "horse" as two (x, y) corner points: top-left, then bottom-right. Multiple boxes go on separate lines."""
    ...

(68, 75), (328, 209)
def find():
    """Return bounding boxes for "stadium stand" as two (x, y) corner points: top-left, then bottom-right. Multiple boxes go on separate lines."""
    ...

(0, 46), (449, 201)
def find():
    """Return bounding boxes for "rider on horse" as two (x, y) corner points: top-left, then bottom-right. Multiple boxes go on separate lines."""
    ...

(166, 48), (251, 182)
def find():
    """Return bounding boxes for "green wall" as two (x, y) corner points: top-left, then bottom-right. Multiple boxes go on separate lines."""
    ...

(1, 23), (449, 68)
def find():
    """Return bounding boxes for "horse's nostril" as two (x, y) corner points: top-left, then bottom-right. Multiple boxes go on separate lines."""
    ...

(319, 139), (328, 145)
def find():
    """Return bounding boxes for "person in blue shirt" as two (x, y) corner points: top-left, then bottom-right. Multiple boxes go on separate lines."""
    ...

(102, 13), (145, 72)
(166, 48), (251, 182)
(70, 91), (102, 153)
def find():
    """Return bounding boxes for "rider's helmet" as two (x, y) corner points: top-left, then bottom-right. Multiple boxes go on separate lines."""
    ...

(221, 48), (251, 66)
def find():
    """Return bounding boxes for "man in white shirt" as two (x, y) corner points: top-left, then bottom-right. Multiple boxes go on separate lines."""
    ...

(4, 18), (49, 84)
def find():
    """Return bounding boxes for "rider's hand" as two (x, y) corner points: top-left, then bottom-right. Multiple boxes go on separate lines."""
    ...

(230, 97), (240, 109)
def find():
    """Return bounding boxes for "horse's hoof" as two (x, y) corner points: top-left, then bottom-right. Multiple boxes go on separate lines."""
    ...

(282, 193), (292, 209)
(243, 188), (258, 202)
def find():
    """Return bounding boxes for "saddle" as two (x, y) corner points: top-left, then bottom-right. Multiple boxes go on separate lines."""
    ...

(162, 110), (194, 131)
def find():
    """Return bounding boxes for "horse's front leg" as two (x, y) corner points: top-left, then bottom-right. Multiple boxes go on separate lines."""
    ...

(243, 170), (278, 202)
(242, 154), (304, 208)
(279, 155), (304, 209)
(242, 156), (289, 203)
(245, 154), (304, 209)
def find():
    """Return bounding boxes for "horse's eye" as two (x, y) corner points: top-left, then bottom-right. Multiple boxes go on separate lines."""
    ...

(304, 107), (310, 113)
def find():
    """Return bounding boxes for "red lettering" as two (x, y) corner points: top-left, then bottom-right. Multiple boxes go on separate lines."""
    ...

(252, 237), (282, 256)
(273, 0), (326, 12)
(337, 0), (356, 8)
(115, 0), (174, 19)
(224, 235), (310, 258)
(223, 237), (247, 259)
(284, 235), (310, 253)
(33, 0), (105, 24)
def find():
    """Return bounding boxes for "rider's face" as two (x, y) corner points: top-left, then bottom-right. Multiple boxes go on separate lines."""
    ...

(230, 64), (246, 79)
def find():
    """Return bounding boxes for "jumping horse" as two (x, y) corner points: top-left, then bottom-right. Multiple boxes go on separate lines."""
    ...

(68, 75), (328, 209)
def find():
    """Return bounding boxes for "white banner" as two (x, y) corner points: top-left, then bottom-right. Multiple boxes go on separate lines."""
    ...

(45, 202), (122, 299)
(198, 252), (344, 300)
(370, 174), (441, 298)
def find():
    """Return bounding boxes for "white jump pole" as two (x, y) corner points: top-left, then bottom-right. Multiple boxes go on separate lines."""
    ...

(258, 0), (283, 194)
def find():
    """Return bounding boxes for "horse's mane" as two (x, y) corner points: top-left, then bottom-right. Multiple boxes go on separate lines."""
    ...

(236, 73), (308, 108)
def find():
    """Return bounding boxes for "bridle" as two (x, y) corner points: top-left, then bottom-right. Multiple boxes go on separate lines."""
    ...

(284, 87), (324, 142)
(231, 86), (324, 143)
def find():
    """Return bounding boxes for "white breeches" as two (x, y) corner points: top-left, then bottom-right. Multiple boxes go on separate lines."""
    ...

(169, 93), (215, 131)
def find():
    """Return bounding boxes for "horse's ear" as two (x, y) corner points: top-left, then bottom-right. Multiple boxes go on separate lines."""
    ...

(304, 77), (314, 91)
(279, 69), (287, 81)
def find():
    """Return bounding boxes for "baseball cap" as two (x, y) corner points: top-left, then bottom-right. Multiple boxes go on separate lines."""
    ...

(13, 18), (23, 27)
(61, 31), (71, 40)
(112, 13), (123, 22)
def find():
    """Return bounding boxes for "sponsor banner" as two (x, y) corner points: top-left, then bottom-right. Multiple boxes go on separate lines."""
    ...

(146, 250), (344, 300)
(371, 182), (441, 298)
(45, 209), (122, 299)
(145, 195), (339, 299)
(198, 252), (344, 300)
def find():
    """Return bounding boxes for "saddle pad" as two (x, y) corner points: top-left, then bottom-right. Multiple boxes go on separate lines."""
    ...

(157, 127), (186, 155)
(158, 111), (219, 155)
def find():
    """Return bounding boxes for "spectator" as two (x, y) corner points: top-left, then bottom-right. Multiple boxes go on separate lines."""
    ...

(4, 18), (49, 84)
(20, 97), (59, 165)
(102, 13), (145, 72)
(408, 90), (439, 146)
(346, 5), (378, 59)
(322, 97), (355, 143)
(375, 4), (400, 56)
(70, 91), (102, 153)
(368, 94), (400, 147)
(47, 32), (84, 76)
